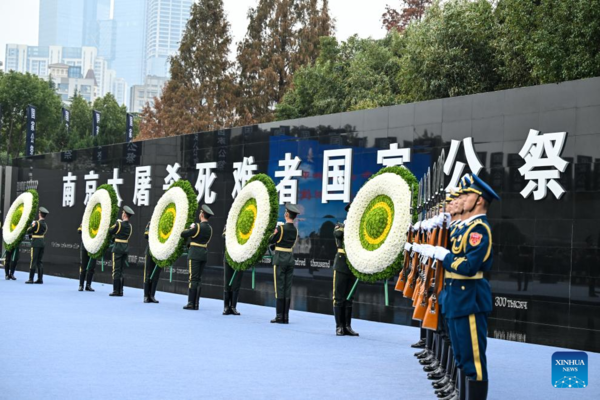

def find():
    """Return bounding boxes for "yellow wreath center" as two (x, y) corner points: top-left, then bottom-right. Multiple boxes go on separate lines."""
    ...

(363, 201), (393, 245)
(238, 203), (258, 240)
(160, 207), (177, 240)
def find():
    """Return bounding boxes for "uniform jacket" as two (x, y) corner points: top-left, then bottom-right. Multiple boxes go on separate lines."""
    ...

(181, 221), (212, 261)
(27, 219), (47, 248)
(269, 222), (297, 267)
(109, 220), (132, 254)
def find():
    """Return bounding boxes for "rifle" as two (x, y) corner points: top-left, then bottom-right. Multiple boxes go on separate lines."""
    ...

(403, 175), (425, 300)
(395, 182), (416, 293)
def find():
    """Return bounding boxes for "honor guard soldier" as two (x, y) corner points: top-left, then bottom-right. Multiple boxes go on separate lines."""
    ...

(109, 205), (134, 297)
(4, 218), (20, 280)
(332, 204), (359, 336)
(77, 225), (95, 291)
(143, 221), (161, 303)
(25, 207), (49, 284)
(433, 174), (499, 400)
(181, 204), (214, 310)
(222, 227), (243, 315)
(269, 204), (299, 324)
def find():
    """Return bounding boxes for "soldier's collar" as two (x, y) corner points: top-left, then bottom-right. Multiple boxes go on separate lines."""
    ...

(462, 213), (486, 226)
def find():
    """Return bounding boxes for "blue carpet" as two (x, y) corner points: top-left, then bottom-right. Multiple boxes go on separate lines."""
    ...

(1, 272), (598, 400)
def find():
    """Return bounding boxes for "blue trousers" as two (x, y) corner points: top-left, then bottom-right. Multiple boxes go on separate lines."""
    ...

(448, 312), (488, 381)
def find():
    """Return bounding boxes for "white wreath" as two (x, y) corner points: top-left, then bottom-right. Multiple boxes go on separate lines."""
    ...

(81, 188), (114, 255)
(3, 192), (34, 245)
(148, 187), (190, 262)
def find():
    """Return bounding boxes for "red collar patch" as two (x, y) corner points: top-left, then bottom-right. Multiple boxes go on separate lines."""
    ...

(469, 232), (483, 246)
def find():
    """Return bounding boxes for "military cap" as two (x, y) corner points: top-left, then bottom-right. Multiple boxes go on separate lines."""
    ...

(285, 204), (301, 215)
(465, 174), (501, 203)
(123, 205), (135, 216)
(39, 206), (50, 214)
(201, 204), (214, 216)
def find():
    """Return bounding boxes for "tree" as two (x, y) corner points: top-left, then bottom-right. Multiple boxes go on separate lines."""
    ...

(382, 0), (432, 32)
(139, 0), (237, 139)
(0, 71), (63, 161)
(236, 0), (333, 124)
(67, 93), (93, 150)
(92, 93), (128, 146)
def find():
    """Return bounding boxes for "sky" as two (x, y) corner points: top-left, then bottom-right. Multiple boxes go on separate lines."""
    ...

(0, 0), (393, 68)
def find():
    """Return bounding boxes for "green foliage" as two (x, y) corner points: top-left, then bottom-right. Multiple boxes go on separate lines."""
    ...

(359, 195), (394, 252)
(10, 205), (24, 231)
(226, 174), (279, 271)
(346, 166), (417, 282)
(235, 198), (257, 245)
(88, 184), (119, 259)
(4, 189), (38, 252)
(89, 204), (102, 238)
(153, 180), (198, 268)
(158, 203), (176, 244)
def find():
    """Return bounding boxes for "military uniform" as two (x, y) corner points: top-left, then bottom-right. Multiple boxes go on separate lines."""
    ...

(4, 247), (20, 281)
(332, 219), (359, 336)
(109, 206), (134, 297)
(181, 205), (214, 310)
(435, 174), (499, 400)
(77, 225), (95, 291)
(223, 228), (243, 315)
(143, 221), (161, 303)
(270, 204), (300, 324)
(25, 207), (49, 284)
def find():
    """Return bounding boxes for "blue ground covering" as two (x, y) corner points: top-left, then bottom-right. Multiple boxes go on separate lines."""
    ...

(1, 273), (598, 400)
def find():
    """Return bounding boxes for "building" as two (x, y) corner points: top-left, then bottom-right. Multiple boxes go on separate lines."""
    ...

(112, 77), (129, 107)
(144, 0), (194, 78)
(129, 75), (168, 113)
(50, 63), (99, 104)
(113, 0), (147, 87)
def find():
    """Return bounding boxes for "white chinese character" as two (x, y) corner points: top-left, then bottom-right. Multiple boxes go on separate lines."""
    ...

(443, 137), (483, 191)
(133, 166), (152, 206)
(275, 153), (302, 204)
(322, 149), (352, 203)
(377, 143), (411, 167)
(108, 168), (123, 206)
(195, 162), (217, 204)
(163, 162), (181, 190)
(518, 129), (569, 200)
(62, 172), (76, 207)
(84, 170), (99, 205)
(232, 156), (258, 198)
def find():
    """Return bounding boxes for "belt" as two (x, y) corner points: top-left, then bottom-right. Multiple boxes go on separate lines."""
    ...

(115, 239), (129, 243)
(32, 235), (45, 239)
(275, 246), (293, 252)
(446, 271), (483, 280)
(190, 242), (207, 248)
(337, 249), (346, 254)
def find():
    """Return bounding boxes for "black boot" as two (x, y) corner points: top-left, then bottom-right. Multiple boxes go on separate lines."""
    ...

(223, 291), (232, 315)
(9, 264), (17, 280)
(194, 288), (201, 310)
(433, 375), (451, 389)
(78, 270), (86, 291)
(120, 277), (125, 295)
(144, 281), (151, 303)
(458, 369), (467, 400)
(415, 348), (429, 358)
(270, 299), (284, 323)
(149, 277), (159, 303)
(109, 279), (122, 296)
(34, 268), (43, 284)
(230, 291), (241, 315)
(283, 299), (291, 324)
(411, 338), (426, 348)
(25, 269), (35, 284)
(85, 272), (95, 291)
(334, 306), (345, 336)
(466, 379), (488, 400)
(428, 367), (446, 380)
(343, 306), (359, 336)
(183, 288), (197, 310)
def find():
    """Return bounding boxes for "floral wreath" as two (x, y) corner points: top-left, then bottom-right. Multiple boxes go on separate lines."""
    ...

(81, 184), (119, 259)
(225, 174), (278, 271)
(3, 190), (39, 251)
(149, 180), (198, 268)
(345, 166), (417, 282)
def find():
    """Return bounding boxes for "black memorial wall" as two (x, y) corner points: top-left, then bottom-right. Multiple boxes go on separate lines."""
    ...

(9, 77), (600, 352)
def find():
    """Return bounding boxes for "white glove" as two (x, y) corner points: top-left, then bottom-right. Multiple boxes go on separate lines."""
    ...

(404, 243), (412, 252)
(413, 244), (421, 254)
(442, 213), (451, 226)
(414, 221), (421, 231)
(189, 223), (196, 229)
(434, 214), (443, 228)
(423, 219), (431, 231)
(117, 219), (122, 223)
(277, 221), (284, 226)
(434, 246), (450, 261)
(425, 244), (435, 258)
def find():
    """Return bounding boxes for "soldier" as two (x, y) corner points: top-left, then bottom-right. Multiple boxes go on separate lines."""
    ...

(4, 246), (20, 281)
(25, 207), (49, 284)
(108, 205), (135, 297)
(433, 174), (499, 400)
(269, 204), (300, 324)
(222, 227), (243, 315)
(332, 204), (359, 336)
(143, 221), (161, 303)
(77, 225), (95, 291)
(181, 204), (214, 310)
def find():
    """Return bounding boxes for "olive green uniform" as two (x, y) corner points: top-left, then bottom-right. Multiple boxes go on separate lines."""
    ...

(4, 248), (20, 280)
(181, 221), (212, 309)
(109, 220), (132, 295)
(143, 221), (161, 303)
(26, 219), (47, 283)
(223, 228), (244, 315)
(270, 222), (298, 323)
(332, 222), (359, 336)
(77, 225), (95, 290)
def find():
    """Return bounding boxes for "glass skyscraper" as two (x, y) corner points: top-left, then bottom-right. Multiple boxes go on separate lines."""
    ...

(112, 0), (147, 87)
(38, 0), (85, 47)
